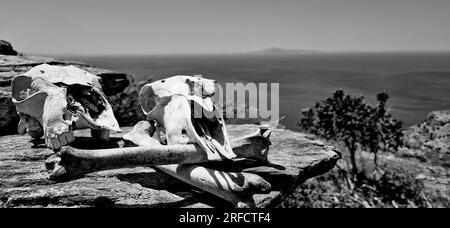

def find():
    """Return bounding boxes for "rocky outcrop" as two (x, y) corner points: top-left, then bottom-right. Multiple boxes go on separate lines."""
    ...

(0, 40), (18, 56)
(401, 110), (450, 167)
(0, 54), (145, 135)
(0, 89), (19, 135)
(0, 124), (340, 208)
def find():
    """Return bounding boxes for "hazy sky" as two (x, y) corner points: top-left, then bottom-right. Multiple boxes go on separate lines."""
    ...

(1, 0), (449, 55)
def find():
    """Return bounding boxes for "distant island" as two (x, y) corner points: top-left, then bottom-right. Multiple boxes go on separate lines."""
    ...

(245, 47), (323, 55)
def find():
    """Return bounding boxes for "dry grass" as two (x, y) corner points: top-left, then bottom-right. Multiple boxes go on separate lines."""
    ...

(281, 144), (450, 208)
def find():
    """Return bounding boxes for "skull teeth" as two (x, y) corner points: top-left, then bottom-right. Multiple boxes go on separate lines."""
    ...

(45, 130), (75, 150)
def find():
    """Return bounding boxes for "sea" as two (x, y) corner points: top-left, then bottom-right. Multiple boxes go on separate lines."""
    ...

(62, 52), (450, 131)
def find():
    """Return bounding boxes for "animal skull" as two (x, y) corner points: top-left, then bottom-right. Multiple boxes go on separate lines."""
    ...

(139, 75), (236, 160)
(11, 64), (121, 150)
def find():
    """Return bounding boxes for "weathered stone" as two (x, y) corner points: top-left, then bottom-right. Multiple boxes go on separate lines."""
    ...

(427, 110), (450, 126)
(0, 88), (19, 135)
(432, 123), (450, 139)
(0, 124), (340, 208)
(0, 40), (18, 56)
(403, 110), (450, 167)
(403, 125), (430, 149)
(422, 138), (450, 154)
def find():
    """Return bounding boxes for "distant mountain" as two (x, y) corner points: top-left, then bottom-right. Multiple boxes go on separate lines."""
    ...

(246, 47), (323, 55)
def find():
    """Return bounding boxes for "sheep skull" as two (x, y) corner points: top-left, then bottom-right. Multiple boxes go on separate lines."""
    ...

(11, 64), (121, 150)
(139, 75), (236, 160)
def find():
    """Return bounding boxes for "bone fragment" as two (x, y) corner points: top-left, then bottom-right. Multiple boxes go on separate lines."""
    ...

(156, 164), (271, 207)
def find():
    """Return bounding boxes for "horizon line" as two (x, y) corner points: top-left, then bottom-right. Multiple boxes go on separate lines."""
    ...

(28, 50), (450, 57)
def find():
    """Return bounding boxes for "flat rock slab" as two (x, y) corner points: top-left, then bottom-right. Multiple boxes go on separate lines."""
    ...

(0, 124), (340, 208)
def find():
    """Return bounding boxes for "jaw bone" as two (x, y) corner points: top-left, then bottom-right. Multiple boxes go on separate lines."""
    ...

(139, 76), (236, 160)
(11, 64), (121, 150)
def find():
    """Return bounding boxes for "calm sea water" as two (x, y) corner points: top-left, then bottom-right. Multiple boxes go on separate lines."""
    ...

(63, 53), (450, 131)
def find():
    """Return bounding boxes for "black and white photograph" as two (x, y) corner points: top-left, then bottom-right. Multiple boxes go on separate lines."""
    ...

(0, 0), (449, 215)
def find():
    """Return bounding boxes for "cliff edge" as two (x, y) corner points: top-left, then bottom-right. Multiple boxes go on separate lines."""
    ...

(0, 53), (147, 135)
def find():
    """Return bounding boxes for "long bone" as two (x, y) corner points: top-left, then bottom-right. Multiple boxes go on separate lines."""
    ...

(46, 123), (270, 180)
(155, 165), (270, 207)
(46, 122), (272, 207)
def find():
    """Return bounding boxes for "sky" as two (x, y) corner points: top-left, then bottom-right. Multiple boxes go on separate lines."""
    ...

(1, 0), (449, 55)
